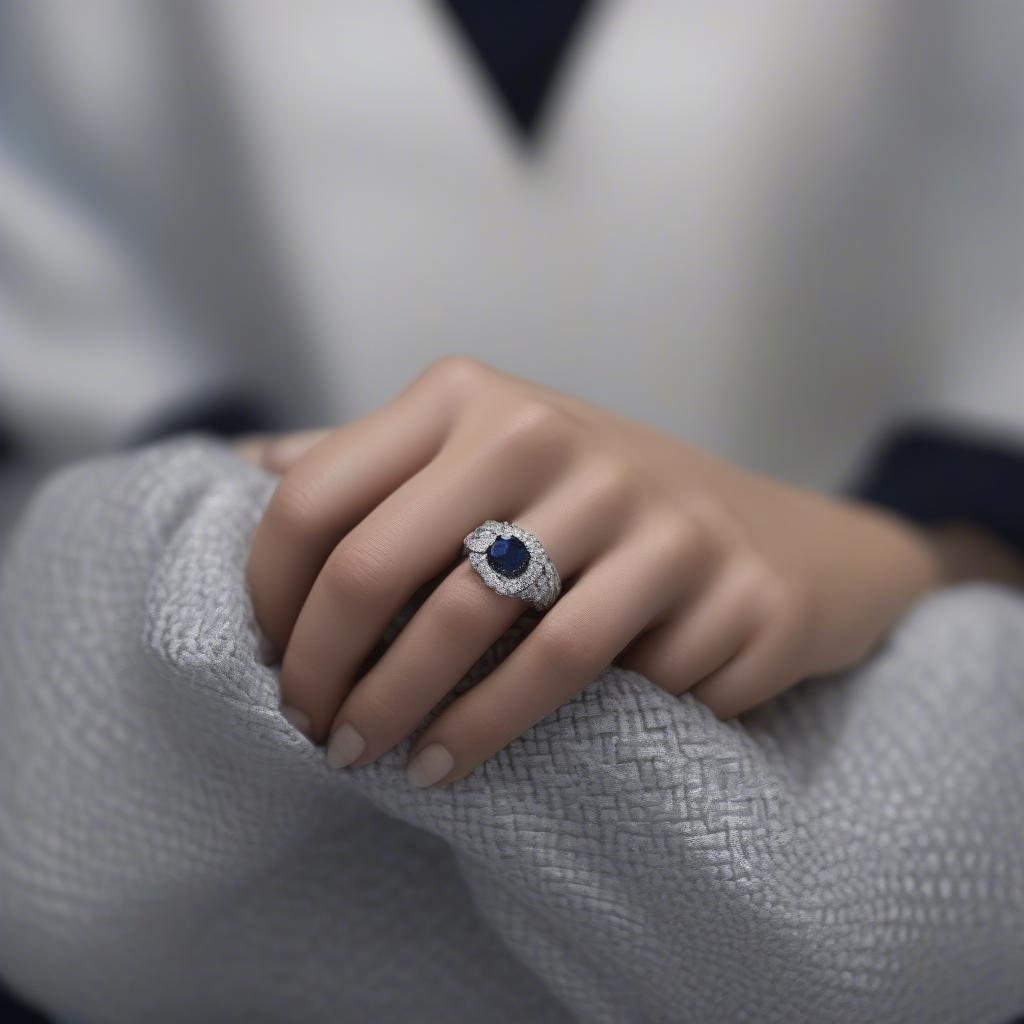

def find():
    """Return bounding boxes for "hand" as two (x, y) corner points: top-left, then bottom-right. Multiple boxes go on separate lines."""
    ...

(236, 356), (948, 787)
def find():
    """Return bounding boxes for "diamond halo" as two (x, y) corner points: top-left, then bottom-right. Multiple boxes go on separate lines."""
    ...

(462, 519), (562, 611)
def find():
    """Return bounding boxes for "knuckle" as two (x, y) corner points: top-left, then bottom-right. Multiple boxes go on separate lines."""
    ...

(732, 556), (778, 609)
(417, 355), (493, 396)
(494, 399), (580, 464)
(650, 512), (707, 570)
(738, 561), (813, 639)
(320, 537), (395, 603)
(582, 456), (636, 517)
(497, 395), (573, 452)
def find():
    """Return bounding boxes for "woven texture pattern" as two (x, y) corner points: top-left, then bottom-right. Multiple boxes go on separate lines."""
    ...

(1, 435), (1023, 1024)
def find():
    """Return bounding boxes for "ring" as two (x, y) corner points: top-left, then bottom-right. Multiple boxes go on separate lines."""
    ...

(462, 519), (562, 612)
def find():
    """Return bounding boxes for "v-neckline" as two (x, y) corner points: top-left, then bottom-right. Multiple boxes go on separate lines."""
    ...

(434, 0), (596, 146)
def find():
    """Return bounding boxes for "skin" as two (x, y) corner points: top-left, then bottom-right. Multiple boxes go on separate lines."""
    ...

(235, 355), (1024, 788)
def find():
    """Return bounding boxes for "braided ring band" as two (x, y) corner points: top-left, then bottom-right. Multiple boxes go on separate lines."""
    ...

(462, 519), (562, 612)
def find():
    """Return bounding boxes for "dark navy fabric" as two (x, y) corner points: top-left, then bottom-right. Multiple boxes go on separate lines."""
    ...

(849, 418), (1024, 564)
(128, 390), (284, 449)
(0, 392), (280, 465)
(436, 0), (594, 140)
(0, 983), (50, 1023)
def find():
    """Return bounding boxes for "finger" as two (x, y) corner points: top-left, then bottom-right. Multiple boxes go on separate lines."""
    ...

(246, 386), (453, 655)
(233, 429), (333, 472)
(687, 607), (806, 719)
(616, 562), (759, 696)
(401, 523), (689, 788)
(279, 438), (572, 743)
(232, 434), (271, 466)
(323, 463), (629, 769)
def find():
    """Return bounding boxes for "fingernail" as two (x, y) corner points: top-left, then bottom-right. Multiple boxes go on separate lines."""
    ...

(327, 721), (365, 769)
(405, 743), (454, 788)
(280, 703), (312, 738)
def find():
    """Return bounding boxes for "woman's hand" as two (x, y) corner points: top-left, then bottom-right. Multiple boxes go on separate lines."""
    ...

(235, 356), (949, 788)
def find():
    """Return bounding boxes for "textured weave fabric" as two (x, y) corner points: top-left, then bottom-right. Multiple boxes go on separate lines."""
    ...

(0, 435), (1023, 1024)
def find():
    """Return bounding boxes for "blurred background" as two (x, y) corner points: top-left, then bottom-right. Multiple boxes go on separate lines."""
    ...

(3, 1), (1024, 508)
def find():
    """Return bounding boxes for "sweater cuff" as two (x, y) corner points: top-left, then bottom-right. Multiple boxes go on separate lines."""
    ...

(847, 418), (1024, 560)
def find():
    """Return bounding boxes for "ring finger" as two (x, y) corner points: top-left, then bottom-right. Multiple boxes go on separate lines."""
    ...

(323, 464), (631, 769)
(278, 437), (578, 742)
(616, 562), (760, 696)
(399, 519), (695, 787)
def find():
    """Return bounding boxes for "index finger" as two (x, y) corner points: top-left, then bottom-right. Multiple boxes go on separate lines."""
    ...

(245, 384), (454, 655)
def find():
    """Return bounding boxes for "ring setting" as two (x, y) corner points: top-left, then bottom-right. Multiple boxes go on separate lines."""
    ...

(462, 520), (561, 612)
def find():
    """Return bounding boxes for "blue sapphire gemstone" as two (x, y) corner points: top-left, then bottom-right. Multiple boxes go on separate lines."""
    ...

(486, 536), (530, 578)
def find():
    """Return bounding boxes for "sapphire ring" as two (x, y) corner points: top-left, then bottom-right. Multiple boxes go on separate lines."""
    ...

(462, 520), (562, 612)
